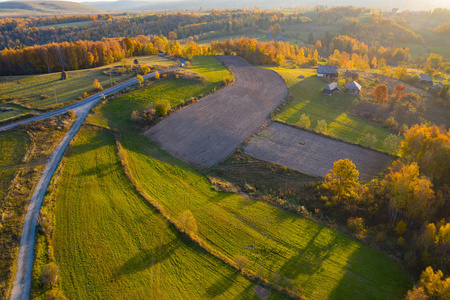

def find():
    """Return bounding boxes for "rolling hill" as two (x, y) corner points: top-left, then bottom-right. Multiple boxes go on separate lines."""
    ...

(0, 1), (104, 16)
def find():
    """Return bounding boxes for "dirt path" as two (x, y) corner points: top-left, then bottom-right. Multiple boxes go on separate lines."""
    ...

(244, 122), (394, 181)
(146, 56), (287, 167)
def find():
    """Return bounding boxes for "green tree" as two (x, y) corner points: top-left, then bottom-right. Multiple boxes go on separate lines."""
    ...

(383, 134), (402, 155)
(297, 113), (311, 129)
(360, 133), (377, 148)
(324, 159), (360, 202)
(155, 99), (170, 116)
(177, 210), (198, 235)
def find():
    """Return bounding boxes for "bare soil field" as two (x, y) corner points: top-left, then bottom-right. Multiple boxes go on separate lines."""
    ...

(244, 122), (394, 181)
(145, 55), (287, 167)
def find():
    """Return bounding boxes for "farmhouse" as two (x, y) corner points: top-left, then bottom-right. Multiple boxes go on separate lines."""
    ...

(430, 82), (443, 93)
(317, 65), (339, 79)
(345, 81), (362, 95)
(420, 74), (433, 85)
(323, 82), (339, 95)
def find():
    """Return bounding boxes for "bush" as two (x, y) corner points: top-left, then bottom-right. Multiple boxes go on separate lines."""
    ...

(383, 134), (402, 155)
(360, 133), (377, 148)
(234, 254), (249, 270)
(155, 100), (171, 116)
(297, 113), (311, 129)
(44, 289), (66, 300)
(93, 79), (102, 91)
(315, 120), (327, 134)
(347, 217), (365, 233)
(383, 116), (398, 129)
(395, 220), (408, 235)
(222, 76), (234, 86)
(397, 236), (406, 247)
(41, 262), (60, 287)
(177, 210), (198, 235)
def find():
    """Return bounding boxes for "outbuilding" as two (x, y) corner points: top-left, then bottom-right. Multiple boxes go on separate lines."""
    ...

(420, 74), (433, 85)
(317, 65), (339, 79)
(345, 81), (362, 95)
(323, 82), (339, 95)
(430, 82), (443, 93)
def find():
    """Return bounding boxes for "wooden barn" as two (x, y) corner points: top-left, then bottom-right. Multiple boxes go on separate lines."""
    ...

(323, 82), (339, 95)
(345, 81), (362, 95)
(317, 65), (339, 79)
(420, 74), (433, 85)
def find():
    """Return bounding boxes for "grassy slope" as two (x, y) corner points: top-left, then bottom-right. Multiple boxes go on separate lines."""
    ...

(0, 103), (33, 123)
(51, 128), (274, 299)
(0, 55), (174, 110)
(0, 130), (30, 200)
(89, 56), (231, 129)
(88, 56), (411, 299)
(0, 1), (104, 16)
(268, 68), (393, 151)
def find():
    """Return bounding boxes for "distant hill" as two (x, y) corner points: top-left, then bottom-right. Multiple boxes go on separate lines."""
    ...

(84, 0), (450, 12)
(0, 1), (105, 16)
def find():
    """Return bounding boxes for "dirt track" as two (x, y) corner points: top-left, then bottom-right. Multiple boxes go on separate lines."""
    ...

(244, 122), (393, 181)
(145, 56), (287, 167)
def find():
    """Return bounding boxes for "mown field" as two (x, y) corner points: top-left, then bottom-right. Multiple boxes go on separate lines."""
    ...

(267, 68), (394, 151)
(82, 56), (412, 299)
(0, 55), (175, 113)
(44, 128), (276, 300)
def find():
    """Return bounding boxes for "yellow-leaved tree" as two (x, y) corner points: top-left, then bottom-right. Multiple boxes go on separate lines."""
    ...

(324, 159), (360, 202)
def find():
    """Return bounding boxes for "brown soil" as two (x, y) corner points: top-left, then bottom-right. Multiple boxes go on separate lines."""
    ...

(244, 122), (394, 181)
(145, 55), (287, 167)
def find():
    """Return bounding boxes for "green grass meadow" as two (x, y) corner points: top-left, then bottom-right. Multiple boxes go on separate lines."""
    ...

(267, 68), (394, 151)
(49, 128), (275, 300)
(0, 130), (30, 199)
(0, 55), (174, 111)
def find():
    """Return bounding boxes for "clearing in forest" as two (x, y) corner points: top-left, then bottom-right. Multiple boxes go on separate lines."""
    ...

(244, 122), (393, 181)
(145, 55), (288, 167)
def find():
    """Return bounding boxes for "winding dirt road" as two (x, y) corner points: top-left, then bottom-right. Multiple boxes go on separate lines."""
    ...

(146, 55), (288, 167)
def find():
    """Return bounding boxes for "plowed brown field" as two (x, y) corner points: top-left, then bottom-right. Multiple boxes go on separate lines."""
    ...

(244, 122), (394, 181)
(145, 55), (287, 167)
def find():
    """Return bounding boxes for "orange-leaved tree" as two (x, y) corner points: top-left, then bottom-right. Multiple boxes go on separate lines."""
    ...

(372, 83), (389, 104)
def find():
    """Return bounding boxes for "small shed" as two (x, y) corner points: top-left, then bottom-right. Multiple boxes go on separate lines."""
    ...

(430, 82), (443, 93)
(323, 82), (339, 95)
(317, 65), (339, 79)
(133, 58), (139, 65)
(345, 81), (362, 95)
(420, 74), (433, 85)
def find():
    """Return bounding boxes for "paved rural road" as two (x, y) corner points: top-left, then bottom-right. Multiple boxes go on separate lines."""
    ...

(9, 56), (184, 300)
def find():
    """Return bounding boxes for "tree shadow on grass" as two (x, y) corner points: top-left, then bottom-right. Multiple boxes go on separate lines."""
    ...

(114, 238), (180, 278)
(204, 271), (239, 298)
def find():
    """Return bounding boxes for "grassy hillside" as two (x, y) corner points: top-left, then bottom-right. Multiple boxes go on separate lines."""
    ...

(44, 128), (276, 299)
(0, 55), (174, 116)
(268, 68), (394, 151)
(86, 56), (411, 299)
(89, 56), (231, 129)
(0, 1), (104, 17)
